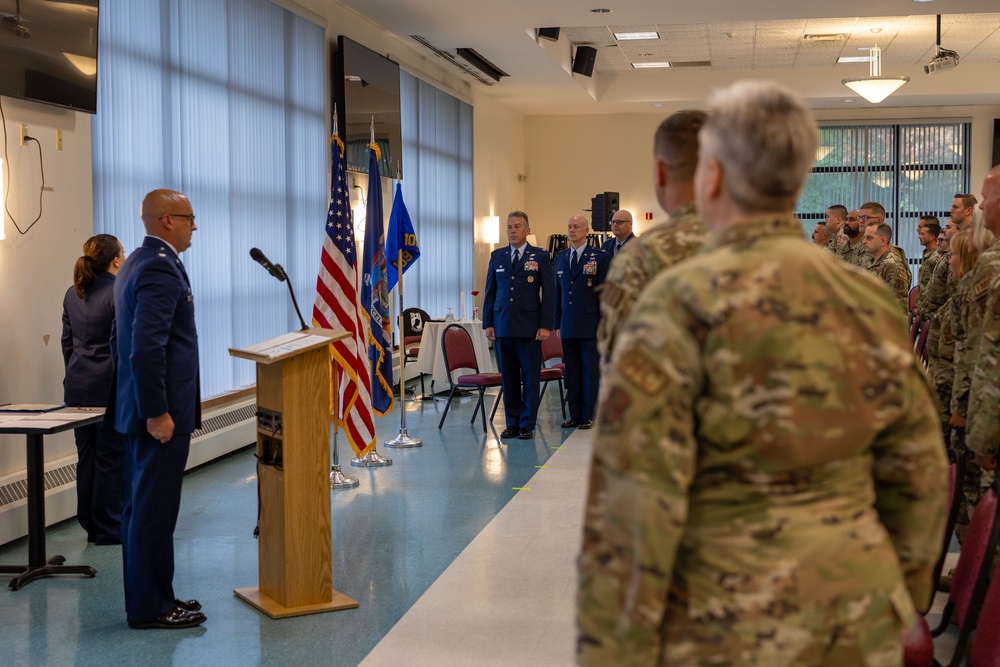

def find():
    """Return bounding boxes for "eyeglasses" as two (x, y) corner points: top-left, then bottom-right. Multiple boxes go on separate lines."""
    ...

(165, 213), (196, 223)
(858, 214), (883, 222)
(610, 219), (629, 225)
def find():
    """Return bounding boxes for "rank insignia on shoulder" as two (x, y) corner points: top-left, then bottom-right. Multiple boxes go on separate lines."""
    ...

(618, 348), (668, 395)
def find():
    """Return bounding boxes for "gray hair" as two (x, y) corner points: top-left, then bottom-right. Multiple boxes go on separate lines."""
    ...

(700, 80), (818, 214)
(971, 205), (998, 252)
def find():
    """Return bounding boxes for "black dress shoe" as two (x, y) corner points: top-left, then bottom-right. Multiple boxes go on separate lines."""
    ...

(518, 428), (534, 439)
(578, 419), (593, 430)
(174, 598), (202, 612)
(561, 418), (581, 428)
(128, 607), (206, 630)
(500, 427), (519, 439)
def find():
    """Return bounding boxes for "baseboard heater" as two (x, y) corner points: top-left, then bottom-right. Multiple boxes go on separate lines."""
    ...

(0, 398), (257, 547)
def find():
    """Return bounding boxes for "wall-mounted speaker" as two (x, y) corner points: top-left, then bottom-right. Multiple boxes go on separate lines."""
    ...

(538, 27), (560, 42)
(572, 46), (597, 77)
(993, 118), (1000, 168)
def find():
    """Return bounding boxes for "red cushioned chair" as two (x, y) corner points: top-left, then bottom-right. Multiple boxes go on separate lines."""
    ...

(967, 550), (1000, 667)
(910, 313), (922, 346)
(488, 334), (567, 423)
(909, 285), (919, 315)
(916, 319), (932, 367)
(905, 478), (1000, 667)
(437, 324), (502, 433)
(929, 452), (964, 613)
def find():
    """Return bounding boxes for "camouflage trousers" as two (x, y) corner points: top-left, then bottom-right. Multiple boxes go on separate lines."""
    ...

(954, 429), (987, 545)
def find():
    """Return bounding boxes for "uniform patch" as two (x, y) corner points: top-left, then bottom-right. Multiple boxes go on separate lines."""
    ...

(974, 277), (991, 300)
(523, 260), (539, 272)
(583, 260), (597, 275)
(617, 348), (668, 394)
(598, 385), (631, 429)
(601, 282), (624, 307)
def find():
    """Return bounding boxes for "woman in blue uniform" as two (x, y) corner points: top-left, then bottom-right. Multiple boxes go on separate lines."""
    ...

(61, 234), (126, 544)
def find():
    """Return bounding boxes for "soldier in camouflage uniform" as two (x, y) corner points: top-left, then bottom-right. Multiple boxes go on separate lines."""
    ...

(923, 218), (966, 422)
(598, 110), (707, 367)
(915, 216), (941, 305)
(861, 221), (910, 312)
(577, 81), (947, 667)
(968, 166), (1000, 475)
(835, 210), (867, 267)
(859, 202), (913, 286)
(823, 205), (847, 253)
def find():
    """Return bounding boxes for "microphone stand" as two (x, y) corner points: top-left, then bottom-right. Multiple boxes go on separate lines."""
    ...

(275, 264), (308, 331)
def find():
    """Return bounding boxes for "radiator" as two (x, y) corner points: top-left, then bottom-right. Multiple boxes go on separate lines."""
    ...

(0, 398), (257, 547)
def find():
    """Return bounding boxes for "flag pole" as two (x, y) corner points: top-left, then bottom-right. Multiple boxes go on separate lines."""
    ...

(385, 208), (422, 448)
(351, 115), (393, 468)
(331, 368), (360, 488)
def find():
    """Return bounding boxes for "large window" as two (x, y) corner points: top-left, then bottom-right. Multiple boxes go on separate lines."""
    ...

(797, 121), (970, 270)
(396, 72), (474, 321)
(93, 0), (326, 399)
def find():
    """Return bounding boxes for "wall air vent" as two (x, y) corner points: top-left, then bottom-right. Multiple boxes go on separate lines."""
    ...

(409, 36), (503, 86)
(455, 48), (509, 82)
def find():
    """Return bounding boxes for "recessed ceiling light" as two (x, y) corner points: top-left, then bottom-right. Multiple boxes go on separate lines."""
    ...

(632, 62), (671, 68)
(591, 8), (611, 13)
(651, 103), (665, 107)
(913, 0), (934, 3)
(614, 31), (659, 40)
(843, 99), (856, 103)
(838, 56), (872, 63)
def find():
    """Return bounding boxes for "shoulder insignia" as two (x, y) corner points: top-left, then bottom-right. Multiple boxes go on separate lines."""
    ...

(598, 385), (631, 430)
(974, 278), (991, 299)
(617, 348), (668, 395)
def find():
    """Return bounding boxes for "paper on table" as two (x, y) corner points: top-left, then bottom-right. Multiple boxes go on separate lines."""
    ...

(0, 404), (64, 412)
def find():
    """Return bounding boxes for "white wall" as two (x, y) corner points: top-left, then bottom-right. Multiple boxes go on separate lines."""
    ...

(471, 90), (525, 295)
(0, 98), (95, 476)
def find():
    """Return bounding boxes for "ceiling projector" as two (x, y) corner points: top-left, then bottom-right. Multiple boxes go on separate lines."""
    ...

(924, 47), (960, 75)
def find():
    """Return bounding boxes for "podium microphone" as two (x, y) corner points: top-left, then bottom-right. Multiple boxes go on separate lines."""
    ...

(248, 247), (308, 331)
(250, 247), (286, 282)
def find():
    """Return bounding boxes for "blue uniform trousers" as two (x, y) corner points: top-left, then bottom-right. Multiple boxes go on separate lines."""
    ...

(496, 336), (543, 429)
(121, 430), (190, 623)
(563, 337), (600, 421)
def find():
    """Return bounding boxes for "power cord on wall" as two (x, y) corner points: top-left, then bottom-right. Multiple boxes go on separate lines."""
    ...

(0, 96), (47, 235)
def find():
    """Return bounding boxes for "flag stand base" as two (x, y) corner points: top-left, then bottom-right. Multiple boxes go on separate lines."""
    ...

(385, 429), (422, 448)
(330, 465), (359, 489)
(350, 448), (393, 467)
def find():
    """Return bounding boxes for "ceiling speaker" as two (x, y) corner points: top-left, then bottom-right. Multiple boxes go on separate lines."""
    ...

(538, 27), (560, 42)
(572, 46), (597, 77)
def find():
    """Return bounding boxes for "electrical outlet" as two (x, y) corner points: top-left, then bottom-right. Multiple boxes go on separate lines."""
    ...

(20, 123), (28, 146)
(56, 129), (63, 151)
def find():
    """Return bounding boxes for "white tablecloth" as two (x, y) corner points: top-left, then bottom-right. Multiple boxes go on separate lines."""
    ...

(413, 320), (495, 383)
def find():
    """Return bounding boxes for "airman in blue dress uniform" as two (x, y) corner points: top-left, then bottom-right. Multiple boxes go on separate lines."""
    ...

(483, 211), (554, 439)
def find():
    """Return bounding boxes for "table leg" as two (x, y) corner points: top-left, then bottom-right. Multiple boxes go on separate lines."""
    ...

(1, 433), (97, 591)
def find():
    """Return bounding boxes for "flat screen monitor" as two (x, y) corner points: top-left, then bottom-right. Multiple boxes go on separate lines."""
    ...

(332, 35), (402, 179)
(0, 0), (99, 114)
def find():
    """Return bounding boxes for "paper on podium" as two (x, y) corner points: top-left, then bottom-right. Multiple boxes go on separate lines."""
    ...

(229, 329), (346, 363)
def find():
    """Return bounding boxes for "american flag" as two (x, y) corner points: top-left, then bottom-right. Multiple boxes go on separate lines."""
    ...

(312, 137), (375, 458)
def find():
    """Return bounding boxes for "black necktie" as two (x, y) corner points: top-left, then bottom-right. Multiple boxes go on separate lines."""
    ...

(570, 249), (578, 273)
(513, 248), (520, 268)
(616, 243), (622, 256)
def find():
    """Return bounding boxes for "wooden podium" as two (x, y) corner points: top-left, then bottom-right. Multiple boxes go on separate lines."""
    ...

(229, 328), (359, 618)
